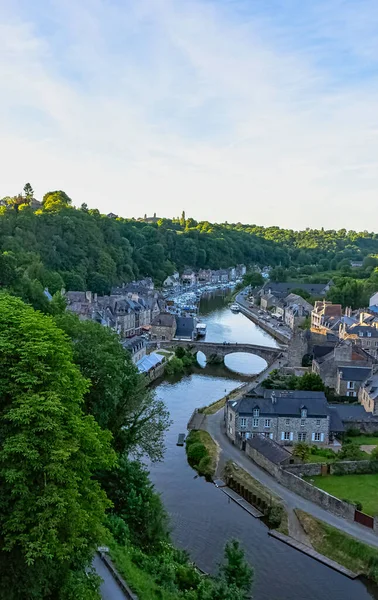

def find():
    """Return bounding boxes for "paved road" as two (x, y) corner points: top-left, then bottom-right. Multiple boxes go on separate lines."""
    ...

(93, 555), (128, 600)
(206, 409), (378, 549)
(235, 291), (292, 342)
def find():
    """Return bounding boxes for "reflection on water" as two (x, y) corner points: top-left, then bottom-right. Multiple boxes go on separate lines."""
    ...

(150, 294), (378, 600)
(224, 352), (267, 375)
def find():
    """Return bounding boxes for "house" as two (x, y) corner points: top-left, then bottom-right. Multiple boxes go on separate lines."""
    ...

(181, 269), (197, 286)
(197, 269), (212, 283)
(311, 301), (342, 331)
(350, 261), (363, 268)
(228, 267), (236, 281)
(335, 366), (372, 397)
(359, 373), (378, 416)
(284, 294), (313, 330)
(339, 319), (378, 357)
(163, 272), (180, 288)
(65, 291), (96, 318)
(150, 313), (177, 341)
(107, 212), (118, 219)
(122, 336), (146, 364)
(245, 435), (298, 470)
(312, 341), (373, 390)
(260, 293), (282, 311)
(370, 292), (378, 309)
(329, 403), (378, 434)
(261, 281), (332, 302)
(225, 389), (337, 446)
(236, 264), (247, 277)
(210, 269), (229, 284)
(137, 352), (165, 380)
(142, 213), (161, 224)
(175, 316), (195, 340)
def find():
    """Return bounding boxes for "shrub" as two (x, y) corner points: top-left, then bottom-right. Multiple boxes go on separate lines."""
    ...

(346, 428), (361, 437)
(198, 455), (212, 477)
(267, 505), (283, 529)
(187, 442), (207, 464)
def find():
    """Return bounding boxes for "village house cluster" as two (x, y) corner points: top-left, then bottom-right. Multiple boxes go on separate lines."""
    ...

(162, 264), (246, 289)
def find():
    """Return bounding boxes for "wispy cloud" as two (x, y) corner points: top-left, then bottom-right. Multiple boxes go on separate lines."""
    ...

(0, 0), (378, 229)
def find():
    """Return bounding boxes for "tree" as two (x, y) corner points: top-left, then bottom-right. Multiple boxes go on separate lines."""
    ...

(23, 182), (34, 200)
(337, 444), (365, 461)
(293, 442), (310, 462)
(99, 457), (169, 552)
(243, 271), (264, 288)
(219, 540), (253, 598)
(55, 314), (171, 460)
(0, 294), (115, 599)
(296, 373), (325, 391)
(42, 190), (72, 211)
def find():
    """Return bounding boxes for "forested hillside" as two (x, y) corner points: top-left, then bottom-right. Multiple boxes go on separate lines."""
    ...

(2, 188), (378, 299)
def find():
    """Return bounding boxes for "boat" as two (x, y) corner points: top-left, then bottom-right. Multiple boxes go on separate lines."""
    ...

(230, 304), (239, 312)
(196, 322), (207, 337)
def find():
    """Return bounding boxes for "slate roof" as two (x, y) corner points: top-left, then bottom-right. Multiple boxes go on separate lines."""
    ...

(347, 325), (378, 337)
(175, 316), (195, 339)
(312, 344), (335, 360)
(122, 336), (146, 353)
(247, 435), (292, 465)
(337, 366), (372, 381)
(232, 389), (329, 417)
(151, 313), (176, 327)
(262, 282), (330, 299)
(327, 407), (345, 432)
(328, 403), (373, 421)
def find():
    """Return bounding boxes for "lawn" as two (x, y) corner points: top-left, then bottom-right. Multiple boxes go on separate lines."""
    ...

(348, 436), (378, 446)
(305, 454), (336, 464)
(305, 474), (378, 516)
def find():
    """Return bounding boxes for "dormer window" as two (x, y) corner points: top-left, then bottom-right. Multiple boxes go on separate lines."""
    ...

(368, 332), (372, 338)
(301, 408), (307, 418)
(253, 408), (260, 417)
(359, 331), (364, 337)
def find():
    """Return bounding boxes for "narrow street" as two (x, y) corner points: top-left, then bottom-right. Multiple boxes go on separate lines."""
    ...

(93, 555), (129, 600)
(206, 408), (378, 549)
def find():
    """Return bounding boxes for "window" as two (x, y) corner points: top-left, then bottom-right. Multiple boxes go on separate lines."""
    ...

(229, 426), (233, 434)
(229, 413), (232, 422)
(314, 432), (321, 442)
(253, 408), (259, 417)
(359, 331), (364, 337)
(368, 332), (372, 337)
(264, 419), (271, 428)
(240, 417), (246, 428)
(347, 381), (354, 390)
(298, 432), (307, 442)
(162, 335), (166, 341)
(253, 418), (259, 428)
(269, 433), (274, 439)
(301, 408), (307, 418)
(316, 419), (321, 426)
(285, 418), (290, 425)
(300, 419), (305, 427)
(284, 432), (291, 441)
(347, 391), (357, 397)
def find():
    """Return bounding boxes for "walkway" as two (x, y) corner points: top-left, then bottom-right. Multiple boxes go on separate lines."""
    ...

(93, 554), (129, 600)
(206, 409), (378, 549)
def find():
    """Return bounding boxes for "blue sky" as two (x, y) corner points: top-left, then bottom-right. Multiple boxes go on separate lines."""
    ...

(1, 0), (378, 229)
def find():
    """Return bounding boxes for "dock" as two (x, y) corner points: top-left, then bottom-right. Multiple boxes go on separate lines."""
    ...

(268, 531), (358, 579)
(187, 409), (205, 430)
(220, 486), (263, 518)
(177, 433), (186, 446)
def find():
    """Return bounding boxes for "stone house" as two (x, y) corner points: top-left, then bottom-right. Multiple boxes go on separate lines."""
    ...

(261, 281), (332, 303)
(225, 389), (336, 446)
(339, 319), (378, 357)
(122, 336), (146, 364)
(370, 292), (378, 308)
(236, 264), (247, 277)
(150, 313), (177, 341)
(197, 269), (212, 283)
(245, 435), (298, 469)
(210, 269), (229, 283)
(359, 372), (378, 416)
(311, 301), (342, 332)
(163, 272), (180, 288)
(182, 269), (197, 286)
(260, 293), (282, 311)
(284, 294), (313, 330)
(335, 365), (372, 397)
(228, 267), (236, 281)
(312, 341), (373, 390)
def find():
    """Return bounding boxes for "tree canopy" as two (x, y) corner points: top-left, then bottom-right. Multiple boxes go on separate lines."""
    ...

(0, 294), (115, 599)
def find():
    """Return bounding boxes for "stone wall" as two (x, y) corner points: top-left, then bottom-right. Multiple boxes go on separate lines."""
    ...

(287, 329), (309, 367)
(245, 444), (282, 477)
(344, 418), (378, 433)
(285, 463), (323, 477)
(330, 460), (377, 475)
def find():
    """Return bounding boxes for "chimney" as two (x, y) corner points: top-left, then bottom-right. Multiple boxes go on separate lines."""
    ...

(271, 391), (277, 404)
(360, 312), (364, 325)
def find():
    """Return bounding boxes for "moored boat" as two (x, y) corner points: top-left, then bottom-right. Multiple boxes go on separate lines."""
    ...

(230, 304), (239, 312)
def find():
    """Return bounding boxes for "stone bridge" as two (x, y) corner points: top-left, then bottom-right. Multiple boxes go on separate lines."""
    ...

(157, 340), (285, 365)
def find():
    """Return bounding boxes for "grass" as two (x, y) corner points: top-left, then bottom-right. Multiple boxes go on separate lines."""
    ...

(199, 396), (227, 415)
(295, 509), (378, 582)
(305, 474), (378, 516)
(224, 461), (289, 534)
(109, 541), (178, 600)
(155, 350), (173, 357)
(305, 454), (336, 464)
(348, 436), (378, 446)
(186, 430), (218, 479)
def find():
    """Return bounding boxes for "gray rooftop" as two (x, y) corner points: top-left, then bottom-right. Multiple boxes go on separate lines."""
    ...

(247, 435), (292, 465)
(232, 389), (329, 417)
(337, 366), (372, 381)
(328, 403), (373, 422)
(175, 316), (195, 338)
(151, 313), (176, 327)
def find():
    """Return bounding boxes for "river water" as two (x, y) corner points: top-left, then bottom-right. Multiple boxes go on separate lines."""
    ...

(150, 293), (377, 600)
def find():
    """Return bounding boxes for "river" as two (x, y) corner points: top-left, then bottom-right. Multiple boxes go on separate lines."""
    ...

(150, 292), (377, 600)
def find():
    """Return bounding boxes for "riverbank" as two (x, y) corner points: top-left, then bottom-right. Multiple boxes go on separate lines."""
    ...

(235, 292), (291, 345)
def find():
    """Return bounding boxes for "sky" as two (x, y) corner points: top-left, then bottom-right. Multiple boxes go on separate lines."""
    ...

(1, 0), (378, 230)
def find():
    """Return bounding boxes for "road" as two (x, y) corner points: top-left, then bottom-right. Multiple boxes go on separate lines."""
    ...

(235, 291), (292, 342)
(206, 408), (378, 549)
(93, 555), (128, 600)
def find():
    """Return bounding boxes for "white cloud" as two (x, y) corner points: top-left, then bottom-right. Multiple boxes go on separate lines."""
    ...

(0, 0), (378, 229)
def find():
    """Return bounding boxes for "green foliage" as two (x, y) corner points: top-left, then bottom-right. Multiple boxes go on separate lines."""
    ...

(55, 313), (171, 461)
(293, 442), (311, 462)
(219, 540), (253, 598)
(187, 442), (207, 463)
(337, 444), (366, 461)
(99, 457), (169, 553)
(186, 430), (217, 478)
(262, 371), (324, 391)
(0, 294), (115, 599)
(243, 271), (264, 288)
